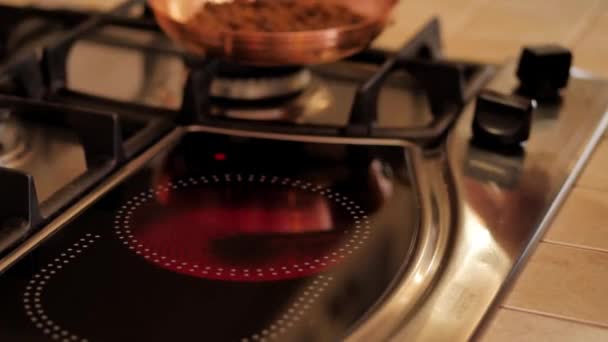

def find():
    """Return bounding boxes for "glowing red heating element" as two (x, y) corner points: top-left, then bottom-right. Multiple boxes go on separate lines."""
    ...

(128, 185), (355, 281)
(213, 152), (227, 161)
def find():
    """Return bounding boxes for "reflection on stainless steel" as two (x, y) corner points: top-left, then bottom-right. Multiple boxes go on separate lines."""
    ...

(346, 155), (450, 342)
(0, 110), (86, 202)
(376, 72), (434, 128)
(136, 180), (340, 281)
(0, 110), (29, 166)
(386, 62), (608, 341)
(67, 26), (188, 109)
(306, 66), (434, 128)
(0, 129), (183, 273)
(68, 40), (148, 101)
(279, 158), (422, 341)
(6, 122), (87, 202)
(464, 143), (525, 189)
(366, 159), (395, 212)
(157, 177), (334, 235)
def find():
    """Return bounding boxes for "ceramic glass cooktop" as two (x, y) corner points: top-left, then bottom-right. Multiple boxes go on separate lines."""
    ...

(0, 131), (420, 342)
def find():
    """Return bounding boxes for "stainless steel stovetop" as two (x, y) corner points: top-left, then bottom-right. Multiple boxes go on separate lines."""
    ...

(0, 1), (607, 341)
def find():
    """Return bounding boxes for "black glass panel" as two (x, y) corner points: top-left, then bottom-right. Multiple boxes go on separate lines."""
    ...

(0, 131), (420, 341)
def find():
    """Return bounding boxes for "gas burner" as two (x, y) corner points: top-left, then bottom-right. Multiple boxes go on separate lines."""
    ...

(210, 68), (313, 101)
(0, 109), (29, 166)
(212, 80), (331, 121)
(201, 61), (329, 121)
(209, 61), (312, 101)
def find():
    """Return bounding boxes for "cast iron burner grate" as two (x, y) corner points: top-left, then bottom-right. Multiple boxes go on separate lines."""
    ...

(0, 0), (493, 146)
(178, 19), (495, 144)
(0, 96), (121, 256)
(0, 0), (490, 256)
(0, 109), (28, 166)
(0, 1), (173, 256)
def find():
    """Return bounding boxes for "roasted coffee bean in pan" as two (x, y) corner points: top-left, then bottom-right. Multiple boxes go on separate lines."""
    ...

(189, 0), (366, 32)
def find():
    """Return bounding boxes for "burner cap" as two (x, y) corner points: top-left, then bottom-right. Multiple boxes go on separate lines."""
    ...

(210, 62), (312, 100)
(214, 81), (331, 121)
(0, 109), (29, 166)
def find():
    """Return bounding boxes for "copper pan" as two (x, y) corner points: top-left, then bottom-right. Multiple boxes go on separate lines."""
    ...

(147, 0), (398, 66)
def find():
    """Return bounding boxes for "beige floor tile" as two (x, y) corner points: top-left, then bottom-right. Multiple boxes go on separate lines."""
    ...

(578, 140), (608, 192)
(445, 36), (529, 63)
(439, 0), (600, 63)
(457, 0), (601, 44)
(575, 55), (608, 79)
(504, 243), (608, 326)
(479, 308), (608, 342)
(545, 188), (608, 252)
(377, 0), (606, 67)
(373, 0), (489, 51)
(573, 12), (608, 77)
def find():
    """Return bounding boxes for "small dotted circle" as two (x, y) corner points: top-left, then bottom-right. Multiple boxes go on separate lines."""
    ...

(245, 275), (334, 341)
(23, 235), (102, 342)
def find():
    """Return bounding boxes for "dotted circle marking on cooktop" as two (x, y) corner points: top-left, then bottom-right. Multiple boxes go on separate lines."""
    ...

(23, 233), (101, 342)
(113, 174), (372, 280)
(242, 275), (334, 342)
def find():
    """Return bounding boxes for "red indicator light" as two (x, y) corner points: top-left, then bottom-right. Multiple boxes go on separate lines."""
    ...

(214, 153), (227, 161)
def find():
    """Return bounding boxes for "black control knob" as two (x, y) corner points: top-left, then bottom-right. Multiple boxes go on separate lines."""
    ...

(516, 45), (572, 100)
(472, 90), (534, 148)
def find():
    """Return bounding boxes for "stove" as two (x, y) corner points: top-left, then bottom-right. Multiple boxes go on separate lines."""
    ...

(0, 1), (607, 341)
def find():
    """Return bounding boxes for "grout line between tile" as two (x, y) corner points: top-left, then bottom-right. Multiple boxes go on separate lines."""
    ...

(573, 184), (608, 193)
(564, 0), (605, 45)
(499, 305), (608, 330)
(570, 185), (608, 195)
(540, 239), (608, 255)
(444, 0), (493, 38)
(448, 0), (605, 43)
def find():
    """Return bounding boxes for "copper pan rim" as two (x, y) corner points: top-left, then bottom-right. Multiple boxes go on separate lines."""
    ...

(193, 25), (384, 46)
(148, 0), (398, 66)
(186, 17), (385, 39)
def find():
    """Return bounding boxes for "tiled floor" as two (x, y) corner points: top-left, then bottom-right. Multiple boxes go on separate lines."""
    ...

(480, 309), (608, 342)
(503, 243), (608, 326)
(578, 140), (608, 192)
(573, 8), (608, 78)
(545, 188), (608, 252)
